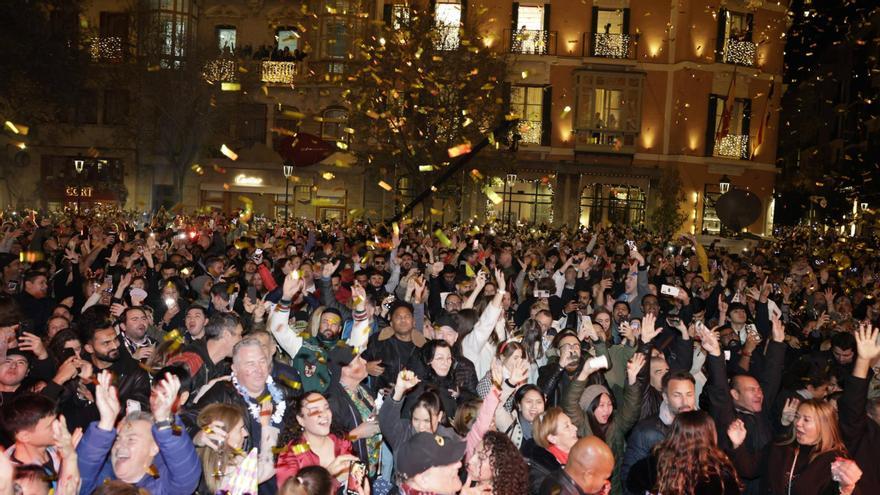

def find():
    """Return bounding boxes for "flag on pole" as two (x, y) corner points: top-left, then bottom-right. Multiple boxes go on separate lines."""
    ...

(752, 81), (775, 158)
(716, 73), (737, 141)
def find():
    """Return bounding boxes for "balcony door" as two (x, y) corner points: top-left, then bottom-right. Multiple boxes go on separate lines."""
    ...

(510, 3), (550, 54)
(590, 8), (630, 58)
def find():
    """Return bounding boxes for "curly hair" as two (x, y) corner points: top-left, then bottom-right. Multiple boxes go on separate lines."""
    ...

(276, 392), (346, 448)
(654, 410), (741, 495)
(478, 431), (529, 495)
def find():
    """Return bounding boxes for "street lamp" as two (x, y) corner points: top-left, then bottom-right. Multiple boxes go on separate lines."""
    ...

(282, 164), (294, 223)
(719, 175), (731, 194)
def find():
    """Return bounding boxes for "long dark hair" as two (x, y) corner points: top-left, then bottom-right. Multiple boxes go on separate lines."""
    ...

(277, 392), (346, 448)
(478, 431), (529, 495)
(654, 410), (741, 495)
(585, 392), (615, 442)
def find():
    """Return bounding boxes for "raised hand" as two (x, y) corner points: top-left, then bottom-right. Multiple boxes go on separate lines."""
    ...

(494, 268), (506, 293)
(771, 315), (785, 343)
(351, 281), (367, 310)
(727, 419), (747, 449)
(509, 358), (530, 386)
(855, 323), (880, 362)
(698, 325), (722, 357)
(322, 259), (341, 279)
(95, 370), (121, 431)
(781, 398), (799, 426)
(194, 420), (228, 451)
(150, 372), (181, 423)
(282, 270), (305, 301)
(627, 352), (646, 385)
(640, 313), (660, 344)
(393, 369), (421, 400)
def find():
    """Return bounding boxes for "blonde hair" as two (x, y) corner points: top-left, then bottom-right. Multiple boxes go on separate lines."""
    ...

(532, 407), (566, 449)
(791, 399), (847, 462)
(196, 404), (246, 493)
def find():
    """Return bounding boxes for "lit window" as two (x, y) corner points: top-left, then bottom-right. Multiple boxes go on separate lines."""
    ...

(216, 26), (236, 53)
(510, 86), (544, 145)
(591, 9), (631, 58)
(717, 9), (755, 66)
(711, 97), (750, 159)
(510, 5), (547, 54)
(434, 1), (461, 50)
(321, 108), (348, 141)
(276, 28), (300, 52)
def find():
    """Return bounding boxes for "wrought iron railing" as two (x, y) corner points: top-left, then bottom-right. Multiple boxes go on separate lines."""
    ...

(586, 32), (638, 59)
(720, 38), (756, 66)
(713, 134), (750, 159)
(504, 29), (558, 55)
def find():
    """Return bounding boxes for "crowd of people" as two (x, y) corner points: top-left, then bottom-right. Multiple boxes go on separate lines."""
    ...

(0, 206), (877, 495)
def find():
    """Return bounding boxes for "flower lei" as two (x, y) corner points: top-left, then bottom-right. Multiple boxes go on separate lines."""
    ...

(231, 373), (287, 426)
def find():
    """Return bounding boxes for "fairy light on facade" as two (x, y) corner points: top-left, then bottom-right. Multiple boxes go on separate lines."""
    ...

(203, 59), (237, 83)
(593, 33), (630, 58)
(89, 36), (123, 63)
(714, 134), (749, 159)
(517, 120), (543, 145)
(723, 39), (756, 66)
(510, 29), (550, 55)
(261, 61), (300, 84)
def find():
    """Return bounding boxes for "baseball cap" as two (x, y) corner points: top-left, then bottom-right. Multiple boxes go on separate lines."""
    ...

(396, 432), (466, 479)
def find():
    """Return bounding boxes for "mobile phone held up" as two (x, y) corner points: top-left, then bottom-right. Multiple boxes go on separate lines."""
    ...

(660, 284), (680, 298)
(345, 461), (367, 495)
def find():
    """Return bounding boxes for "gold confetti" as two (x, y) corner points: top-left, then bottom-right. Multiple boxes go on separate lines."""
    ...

(430, 208), (443, 215)
(434, 229), (452, 247)
(419, 165), (435, 172)
(470, 169), (484, 180)
(365, 110), (380, 119)
(378, 180), (393, 191)
(448, 142), (472, 157)
(221, 82), (241, 91)
(220, 144), (238, 161)
(322, 172), (335, 180)
(483, 186), (503, 205)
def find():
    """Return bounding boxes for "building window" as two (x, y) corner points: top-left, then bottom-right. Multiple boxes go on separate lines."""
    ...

(434, 1), (462, 50)
(574, 71), (643, 151)
(236, 104), (267, 146)
(487, 177), (553, 225)
(384, 3), (411, 29)
(321, 108), (348, 141)
(94, 12), (129, 63)
(716, 9), (755, 66)
(321, 18), (349, 60)
(276, 27), (300, 54)
(509, 4), (552, 55)
(708, 95), (751, 159)
(216, 26), (236, 54)
(579, 184), (645, 227)
(103, 90), (129, 125)
(590, 8), (631, 58)
(510, 86), (545, 145)
(147, 0), (197, 67)
(700, 184), (735, 235)
(76, 90), (99, 124)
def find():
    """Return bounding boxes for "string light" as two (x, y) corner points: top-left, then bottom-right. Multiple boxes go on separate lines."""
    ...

(593, 33), (630, 58)
(723, 39), (756, 66)
(89, 36), (123, 63)
(203, 59), (237, 83)
(714, 134), (750, 159)
(261, 61), (300, 84)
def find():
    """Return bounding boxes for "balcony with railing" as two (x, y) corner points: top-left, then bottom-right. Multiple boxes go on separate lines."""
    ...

(504, 29), (558, 55)
(203, 58), (238, 83)
(87, 36), (127, 64)
(587, 32), (638, 59)
(720, 38), (756, 66)
(713, 134), (750, 159)
(574, 130), (637, 153)
(260, 61), (303, 84)
(512, 120), (544, 145)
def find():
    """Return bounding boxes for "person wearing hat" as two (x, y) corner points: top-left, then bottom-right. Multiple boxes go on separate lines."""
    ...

(324, 343), (382, 478)
(392, 432), (466, 495)
(561, 346), (647, 495)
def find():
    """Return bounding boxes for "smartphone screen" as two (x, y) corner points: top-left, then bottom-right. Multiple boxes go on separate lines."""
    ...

(345, 461), (366, 495)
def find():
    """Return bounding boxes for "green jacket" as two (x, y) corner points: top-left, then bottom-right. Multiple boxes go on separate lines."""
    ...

(562, 370), (643, 495)
(292, 337), (334, 393)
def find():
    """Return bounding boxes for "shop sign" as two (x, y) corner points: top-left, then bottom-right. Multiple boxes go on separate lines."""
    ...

(66, 186), (93, 197)
(234, 174), (264, 187)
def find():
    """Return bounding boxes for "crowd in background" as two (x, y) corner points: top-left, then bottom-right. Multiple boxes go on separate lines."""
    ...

(0, 207), (877, 495)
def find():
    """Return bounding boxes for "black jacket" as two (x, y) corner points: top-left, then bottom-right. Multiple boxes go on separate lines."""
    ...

(620, 414), (669, 495)
(325, 380), (374, 466)
(539, 468), (588, 495)
(522, 439), (562, 495)
(731, 442), (860, 495)
(839, 374), (880, 495)
(706, 341), (785, 494)
(627, 452), (741, 495)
